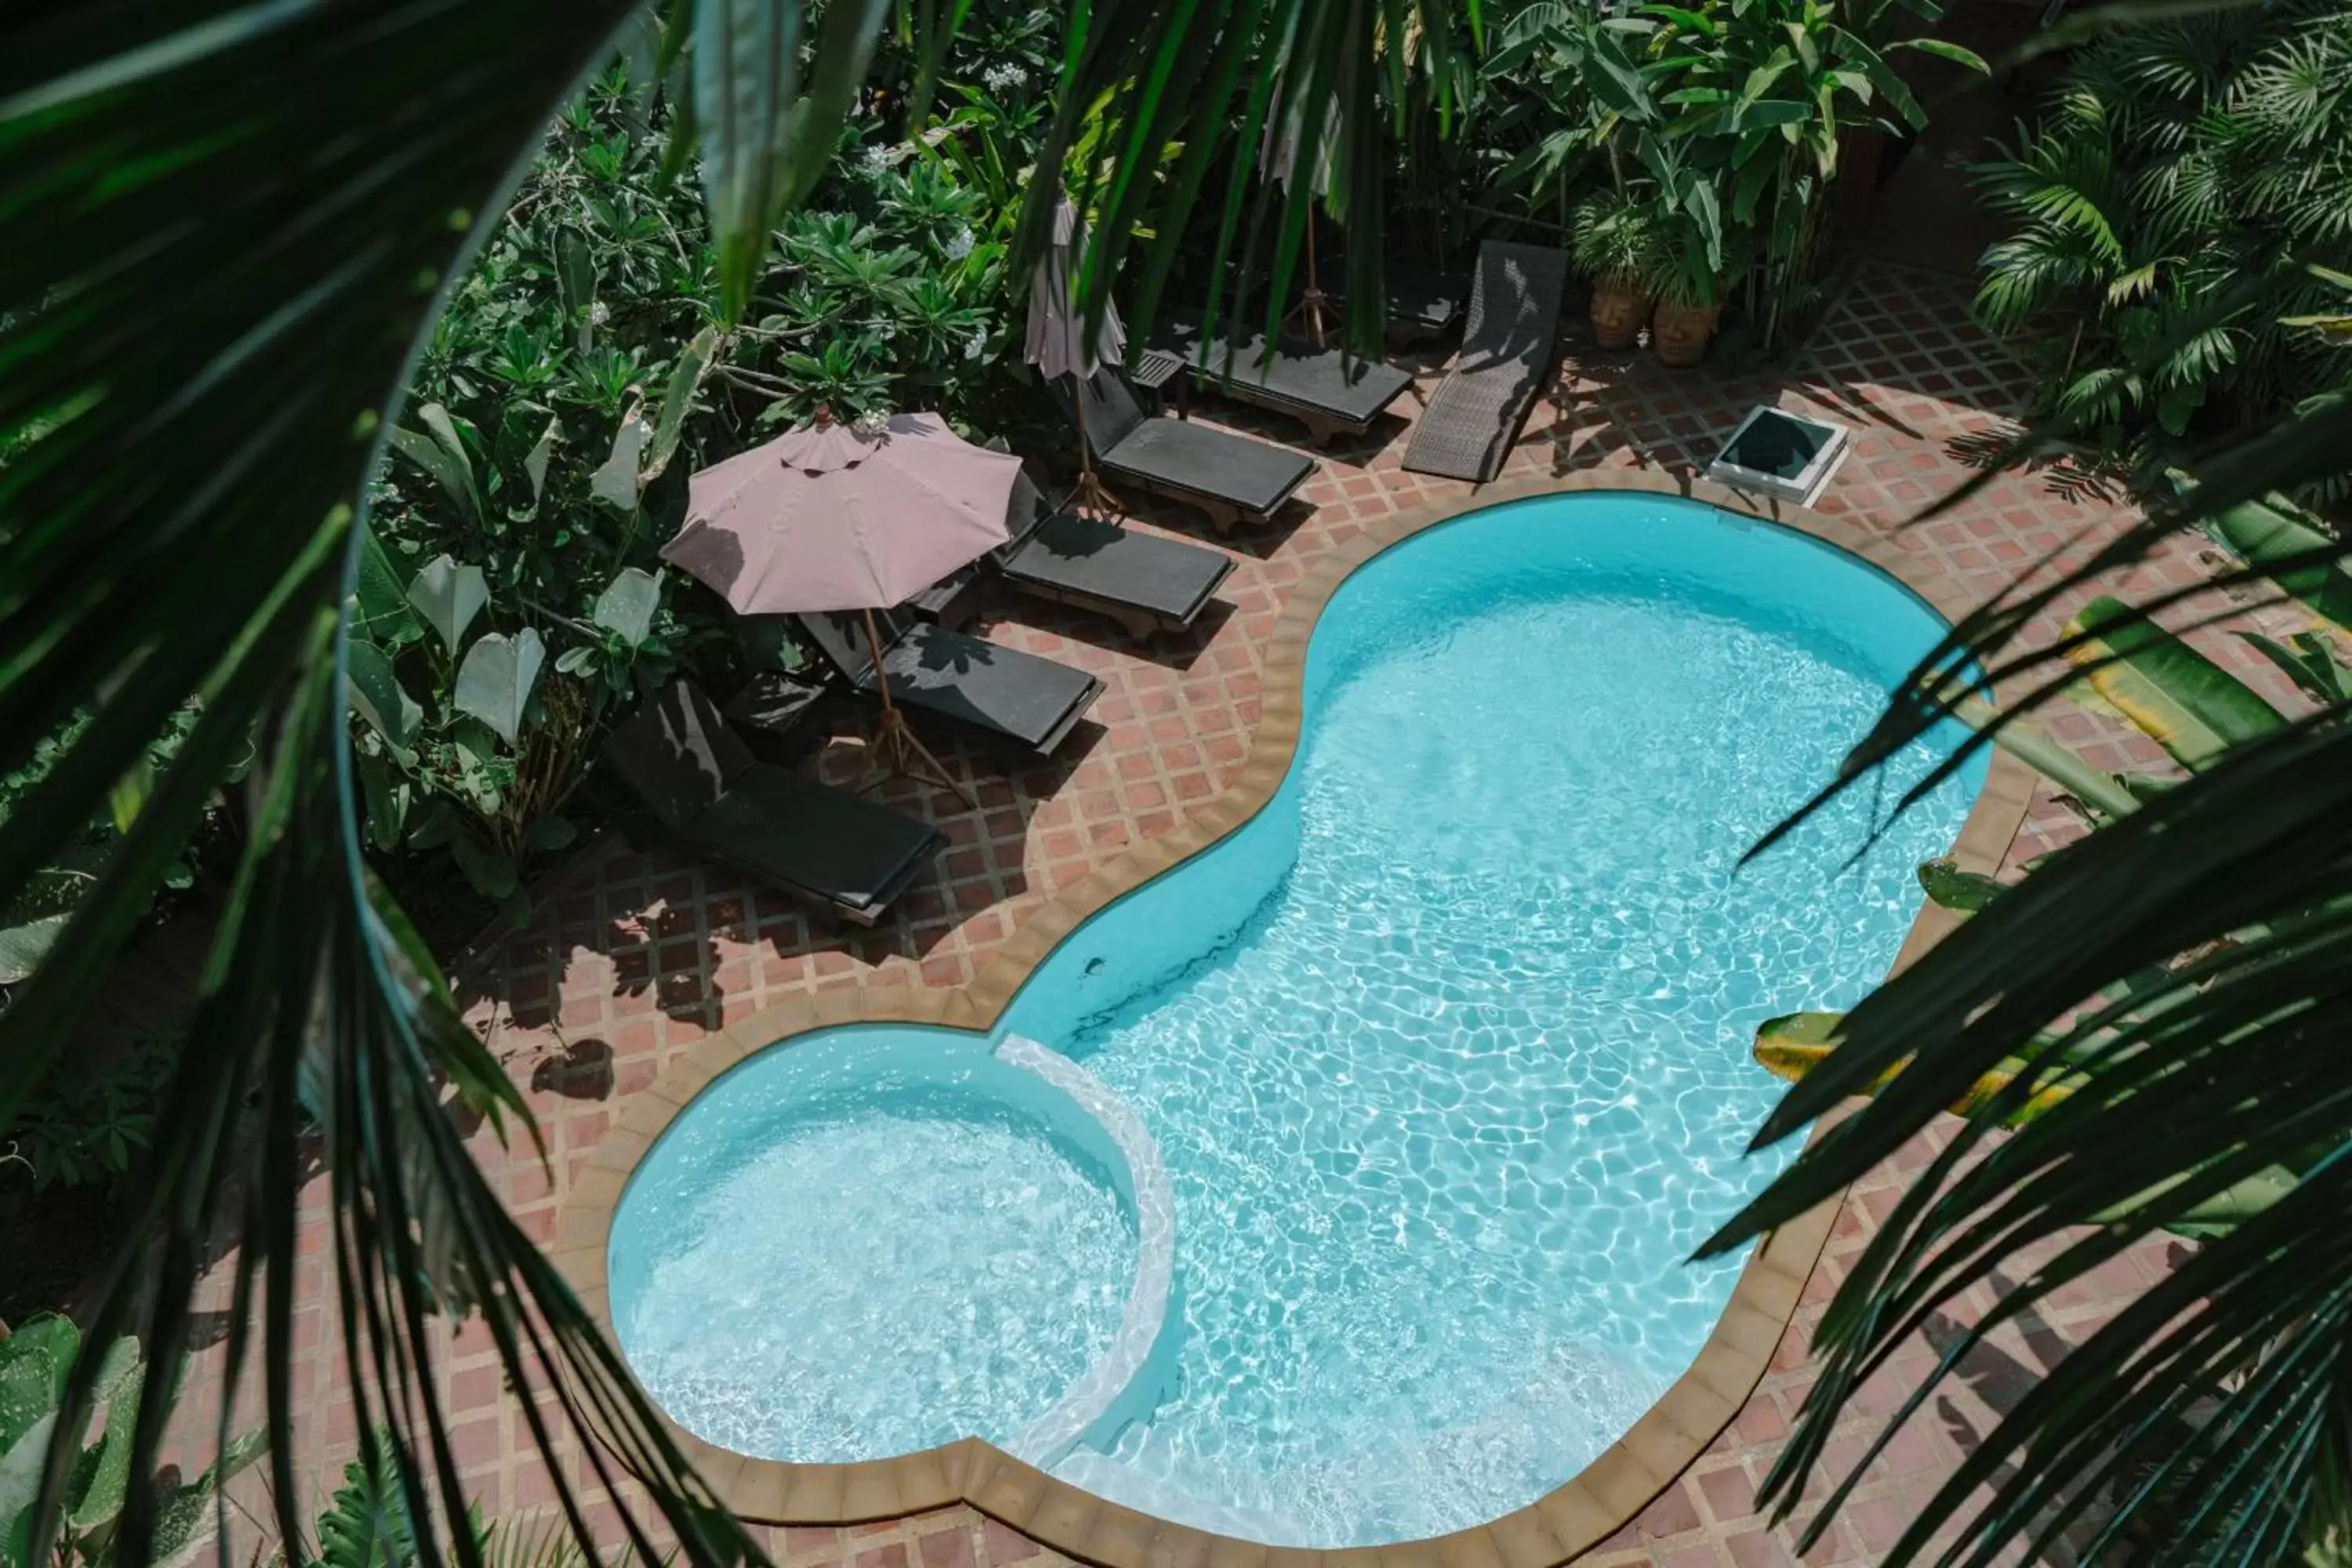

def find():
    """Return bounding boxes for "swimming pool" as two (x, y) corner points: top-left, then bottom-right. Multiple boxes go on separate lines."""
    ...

(607, 492), (1982, 1548)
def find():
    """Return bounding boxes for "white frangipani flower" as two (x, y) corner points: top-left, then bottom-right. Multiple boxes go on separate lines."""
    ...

(943, 225), (975, 260)
(981, 62), (1028, 94)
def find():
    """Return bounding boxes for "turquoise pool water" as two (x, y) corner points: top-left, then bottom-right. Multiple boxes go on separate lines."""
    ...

(609, 494), (1982, 1548)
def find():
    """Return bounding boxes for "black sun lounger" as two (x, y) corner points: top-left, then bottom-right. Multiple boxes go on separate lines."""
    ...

(793, 608), (1102, 759)
(604, 681), (942, 927)
(1069, 369), (1316, 535)
(907, 476), (1236, 641)
(1149, 308), (1415, 446)
(1400, 241), (1570, 484)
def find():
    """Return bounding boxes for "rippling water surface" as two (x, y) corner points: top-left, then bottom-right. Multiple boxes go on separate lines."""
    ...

(614, 499), (1979, 1547)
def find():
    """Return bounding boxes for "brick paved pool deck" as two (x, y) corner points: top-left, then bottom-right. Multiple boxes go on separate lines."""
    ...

(169, 259), (2314, 1566)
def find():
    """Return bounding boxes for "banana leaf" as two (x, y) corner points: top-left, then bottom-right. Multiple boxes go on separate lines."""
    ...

(2063, 596), (2284, 770)
(1951, 695), (2143, 818)
(2206, 495), (2352, 637)
(1753, 1011), (2085, 1129)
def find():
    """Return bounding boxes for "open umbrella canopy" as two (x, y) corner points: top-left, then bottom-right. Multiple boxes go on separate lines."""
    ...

(660, 412), (1018, 615)
(1025, 200), (1126, 382)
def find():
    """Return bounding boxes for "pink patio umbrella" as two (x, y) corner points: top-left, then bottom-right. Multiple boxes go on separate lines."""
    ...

(660, 408), (1019, 803)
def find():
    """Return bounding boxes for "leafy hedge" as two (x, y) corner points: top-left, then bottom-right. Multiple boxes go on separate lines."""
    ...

(355, 37), (1058, 918)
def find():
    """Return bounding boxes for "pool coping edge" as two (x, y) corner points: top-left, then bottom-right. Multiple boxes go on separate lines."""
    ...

(547, 466), (2042, 1565)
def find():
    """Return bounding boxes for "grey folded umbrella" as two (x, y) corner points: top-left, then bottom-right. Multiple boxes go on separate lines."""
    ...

(1025, 200), (1128, 516)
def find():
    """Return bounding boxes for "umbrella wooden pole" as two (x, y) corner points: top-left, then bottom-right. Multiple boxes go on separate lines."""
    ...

(1061, 379), (1124, 522)
(855, 606), (977, 808)
(1283, 215), (1336, 347)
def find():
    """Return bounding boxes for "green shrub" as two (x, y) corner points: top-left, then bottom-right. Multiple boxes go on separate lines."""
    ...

(1974, 0), (2352, 474)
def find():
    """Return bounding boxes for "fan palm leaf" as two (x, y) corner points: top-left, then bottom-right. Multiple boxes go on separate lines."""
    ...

(1, 9), (776, 1568)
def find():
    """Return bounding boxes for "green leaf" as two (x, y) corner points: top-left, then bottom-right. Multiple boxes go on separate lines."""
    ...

(1951, 695), (2143, 819)
(344, 641), (421, 751)
(2238, 632), (2348, 706)
(0, 1319), (76, 1454)
(1730, 99), (1812, 132)
(524, 416), (562, 506)
(588, 408), (648, 513)
(1830, 27), (1923, 130)
(590, 568), (662, 649)
(315, 1439), (418, 1568)
(2204, 495), (2352, 637)
(1916, 855), (2003, 913)
(0, 1412), (60, 1551)
(107, 757), (153, 835)
(448, 836), (521, 902)
(357, 754), (410, 853)
(643, 327), (718, 485)
(2064, 595), (2285, 770)
(354, 526), (425, 648)
(695, 0), (804, 320)
(452, 629), (545, 746)
(524, 815), (578, 853)
(64, 1338), (142, 1530)
(1889, 36), (1987, 71)
(403, 555), (489, 655)
(554, 226), (597, 352)
(0, 914), (70, 989)
(386, 403), (482, 525)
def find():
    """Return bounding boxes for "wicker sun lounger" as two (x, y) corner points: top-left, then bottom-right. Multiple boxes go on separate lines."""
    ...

(903, 476), (1235, 641)
(793, 608), (1103, 759)
(604, 681), (942, 927)
(1068, 369), (1316, 535)
(1399, 241), (1569, 483)
(1149, 308), (1415, 446)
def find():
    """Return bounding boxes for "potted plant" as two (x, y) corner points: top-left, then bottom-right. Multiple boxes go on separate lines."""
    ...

(1648, 226), (1726, 368)
(1569, 191), (1664, 351)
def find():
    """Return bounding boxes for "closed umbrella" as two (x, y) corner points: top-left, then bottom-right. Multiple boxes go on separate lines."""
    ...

(661, 408), (1019, 803)
(1261, 91), (1343, 345)
(1025, 200), (1126, 519)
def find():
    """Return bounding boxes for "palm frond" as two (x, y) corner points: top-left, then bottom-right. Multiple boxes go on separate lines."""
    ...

(0, 9), (768, 1568)
(1705, 711), (2352, 1565)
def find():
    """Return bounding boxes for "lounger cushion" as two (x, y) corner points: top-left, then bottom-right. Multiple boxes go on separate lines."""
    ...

(1004, 513), (1235, 622)
(1156, 310), (1414, 430)
(797, 610), (1098, 751)
(867, 622), (1100, 750)
(1100, 418), (1314, 516)
(676, 764), (939, 915)
(602, 681), (757, 832)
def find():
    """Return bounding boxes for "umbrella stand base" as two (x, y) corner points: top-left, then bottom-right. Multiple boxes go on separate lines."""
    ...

(1283, 287), (1337, 348)
(1058, 466), (1126, 524)
(855, 707), (977, 809)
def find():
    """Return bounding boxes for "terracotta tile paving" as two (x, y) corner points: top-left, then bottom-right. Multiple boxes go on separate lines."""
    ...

(164, 260), (2314, 1561)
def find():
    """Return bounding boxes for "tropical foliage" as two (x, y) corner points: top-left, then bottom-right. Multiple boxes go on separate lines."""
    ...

(1700, 346), (2352, 1568)
(0, 1319), (263, 1568)
(1973, 0), (2352, 473)
(1753, 492), (2352, 1252)
(1485, 0), (1983, 347)
(354, 49), (1033, 914)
